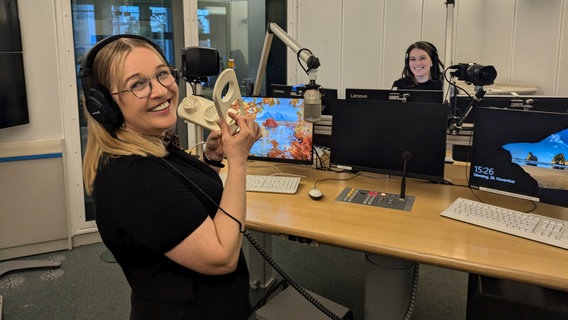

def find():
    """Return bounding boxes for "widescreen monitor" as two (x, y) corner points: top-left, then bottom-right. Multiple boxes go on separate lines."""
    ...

(269, 84), (303, 98)
(345, 88), (443, 104)
(331, 99), (448, 182)
(268, 85), (338, 147)
(469, 107), (568, 208)
(269, 84), (338, 115)
(242, 96), (313, 164)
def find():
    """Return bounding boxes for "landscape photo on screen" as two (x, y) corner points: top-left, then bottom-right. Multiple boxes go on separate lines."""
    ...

(502, 128), (568, 192)
(235, 97), (313, 162)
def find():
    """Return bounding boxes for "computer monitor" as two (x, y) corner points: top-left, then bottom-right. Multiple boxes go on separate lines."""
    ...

(450, 94), (568, 125)
(331, 99), (448, 182)
(269, 84), (338, 115)
(345, 88), (443, 104)
(0, 0), (23, 52)
(469, 107), (568, 208)
(269, 84), (303, 98)
(269, 85), (338, 148)
(0, 53), (29, 129)
(242, 96), (313, 164)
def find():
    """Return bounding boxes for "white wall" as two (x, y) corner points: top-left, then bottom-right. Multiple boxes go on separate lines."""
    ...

(2, 0), (568, 259)
(286, 0), (346, 91)
(286, 0), (447, 97)
(287, 0), (568, 96)
(471, 0), (568, 95)
(510, 0), (564, 94)
(0, 0), (73, 259)
(0, 1), (62, 143)
(227, 1), (251, 88)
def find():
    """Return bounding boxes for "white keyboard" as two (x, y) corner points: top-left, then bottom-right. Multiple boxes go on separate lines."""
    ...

(219, 174), (301, 194)
(441, 197), (568, 250)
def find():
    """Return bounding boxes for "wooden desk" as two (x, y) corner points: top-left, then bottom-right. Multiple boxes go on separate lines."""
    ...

(242, 161), (568, 291)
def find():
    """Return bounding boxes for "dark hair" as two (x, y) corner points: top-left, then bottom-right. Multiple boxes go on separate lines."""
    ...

(401, 41), (444, 83)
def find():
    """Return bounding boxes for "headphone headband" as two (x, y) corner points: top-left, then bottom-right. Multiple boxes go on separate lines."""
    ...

(79, 34), (166, 82)
(79, 34), (169, 136)
(405, 41), (438, 60)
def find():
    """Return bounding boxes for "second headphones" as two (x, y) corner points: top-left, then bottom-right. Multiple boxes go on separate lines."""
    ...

(404, 41), (439, 66)
(78, 34), (171, 136)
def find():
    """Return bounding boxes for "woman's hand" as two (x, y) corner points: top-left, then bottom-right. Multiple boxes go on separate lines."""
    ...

(203, 129), (224, 161)
(217, 112), (261, 166)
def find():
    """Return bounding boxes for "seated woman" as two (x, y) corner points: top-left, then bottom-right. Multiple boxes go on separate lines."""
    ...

(392, 41), (444, 90)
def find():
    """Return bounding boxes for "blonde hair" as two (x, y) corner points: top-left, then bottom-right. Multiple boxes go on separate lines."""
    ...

(81, 37), (170, 194)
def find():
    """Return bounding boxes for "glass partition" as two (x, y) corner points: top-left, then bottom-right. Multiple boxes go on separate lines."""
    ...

(70, 0), (275, 221)
(70, 0), (183, 221)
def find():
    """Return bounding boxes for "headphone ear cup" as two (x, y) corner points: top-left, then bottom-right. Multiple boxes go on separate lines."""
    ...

(426, 42), (439, 63)
(86, 85), (124, 130)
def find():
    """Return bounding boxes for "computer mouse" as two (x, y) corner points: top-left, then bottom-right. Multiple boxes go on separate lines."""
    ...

(308, 188), (324, 200)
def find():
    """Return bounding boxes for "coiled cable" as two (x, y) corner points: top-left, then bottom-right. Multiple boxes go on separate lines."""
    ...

(161, 158), (352, 320)
(245, 230), (353, 320)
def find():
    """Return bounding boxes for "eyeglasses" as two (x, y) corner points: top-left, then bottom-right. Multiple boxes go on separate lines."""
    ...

(111, 67), (178, 99)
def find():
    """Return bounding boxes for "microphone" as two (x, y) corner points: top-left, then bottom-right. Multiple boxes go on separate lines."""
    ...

(303, 87), (322, 123)
(400, 151), (412, 200)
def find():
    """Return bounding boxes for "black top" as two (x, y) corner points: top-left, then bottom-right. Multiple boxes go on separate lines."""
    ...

(392, 77), (443, 91)
(93, 147), (251, 320)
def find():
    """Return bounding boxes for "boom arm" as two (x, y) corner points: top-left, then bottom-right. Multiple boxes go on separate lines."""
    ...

(253, 22), (320, 96)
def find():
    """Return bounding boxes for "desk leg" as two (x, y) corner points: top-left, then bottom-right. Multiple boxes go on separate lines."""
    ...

(245, 230), (275, 289)
(364, 254), (417, 320)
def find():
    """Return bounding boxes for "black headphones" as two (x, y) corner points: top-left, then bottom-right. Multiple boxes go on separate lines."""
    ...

(404, 41), (439, 66)
(425, 41), (439, 65)
(78, 34), (171, 135)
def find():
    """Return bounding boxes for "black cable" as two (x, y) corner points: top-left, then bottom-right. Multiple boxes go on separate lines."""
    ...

(404, 263), (420, 320)
(313, 145), (323, 170)
(297, 48), (314, 75)
(443, 66), (475, 124)
(245, 231), (352, 320)
(187, 81), (197, 97)
(313, 145), (332, 171)
(443, 66), (472, 100)
(250, 279), (288, 312)
(442, 179), (455, 185)
(161, 158), (351, 320)
(161, 158), (245, 232)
